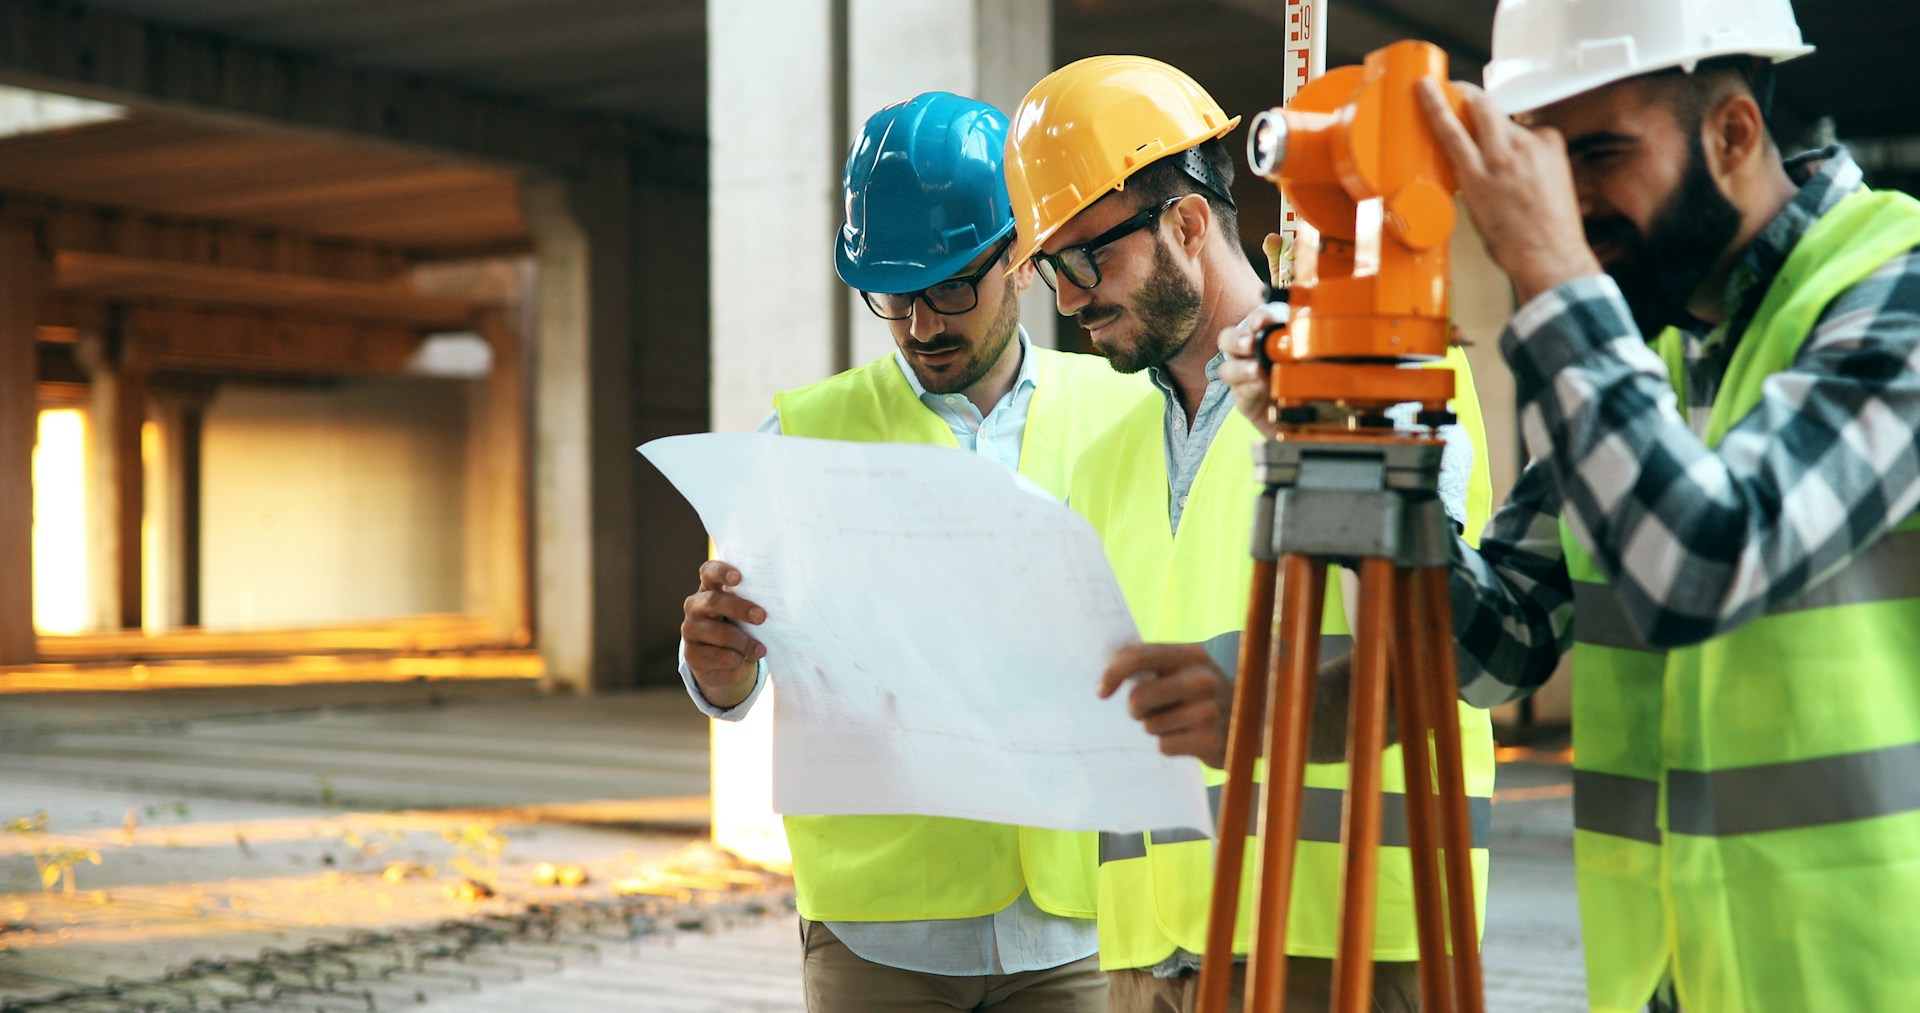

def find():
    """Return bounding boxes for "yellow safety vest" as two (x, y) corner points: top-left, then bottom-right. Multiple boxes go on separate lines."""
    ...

(1070, 349), (1496, 969)
(1562, 188), (1920, 1013)
(772, 345), (1149, 922)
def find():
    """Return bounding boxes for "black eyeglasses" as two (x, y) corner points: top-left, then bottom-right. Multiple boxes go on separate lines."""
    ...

(860, 234), (1016, 320)
(1034, 195), (1187, 292)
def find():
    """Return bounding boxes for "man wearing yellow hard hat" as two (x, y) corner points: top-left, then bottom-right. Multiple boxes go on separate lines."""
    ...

(1003, 55), (1498, 1011)
(1213, 0), (1920, 1010)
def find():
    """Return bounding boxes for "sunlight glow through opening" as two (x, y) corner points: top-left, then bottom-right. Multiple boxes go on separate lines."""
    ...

(32, 409), (88, 634)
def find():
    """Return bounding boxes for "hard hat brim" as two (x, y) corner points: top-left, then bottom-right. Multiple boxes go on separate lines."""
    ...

(1487, 43), (1814, 115)
(836, 220), (1018, 295)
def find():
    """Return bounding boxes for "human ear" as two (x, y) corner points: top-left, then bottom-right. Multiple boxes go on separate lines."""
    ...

(1703, 93), (1767, 184)
(1011, 256), (1036, 293)
(1170, 194), (1211, 258)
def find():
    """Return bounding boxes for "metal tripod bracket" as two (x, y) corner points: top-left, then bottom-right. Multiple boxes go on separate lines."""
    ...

(1254, 437), (1451, 568)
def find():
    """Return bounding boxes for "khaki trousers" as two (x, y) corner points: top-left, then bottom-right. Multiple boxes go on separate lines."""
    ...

(1106, 958), (1420, 1013)
(800, 918), (1108, 1012)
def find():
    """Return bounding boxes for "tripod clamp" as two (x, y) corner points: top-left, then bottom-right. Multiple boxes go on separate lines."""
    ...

(1255, 435), (1452, 568)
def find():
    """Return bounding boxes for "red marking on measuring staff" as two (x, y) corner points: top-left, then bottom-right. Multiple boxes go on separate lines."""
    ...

(1279, 0), (1326, 249)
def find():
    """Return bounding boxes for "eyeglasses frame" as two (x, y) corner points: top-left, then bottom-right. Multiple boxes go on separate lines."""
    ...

(1033, 194), (1192, 292)
(858, 233), (1018, 321)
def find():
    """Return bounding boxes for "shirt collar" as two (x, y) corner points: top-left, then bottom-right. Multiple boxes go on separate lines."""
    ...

(1714, 145), (1864, 343)
(1147, 350), (1226, 404)
(892, 326), (1037, 401)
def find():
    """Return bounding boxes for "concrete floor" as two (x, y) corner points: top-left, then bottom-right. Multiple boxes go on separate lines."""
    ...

(0, 679), (1586, 1011)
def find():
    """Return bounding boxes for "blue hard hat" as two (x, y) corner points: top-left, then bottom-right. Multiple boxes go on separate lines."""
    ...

(836, 91), (1016, 295)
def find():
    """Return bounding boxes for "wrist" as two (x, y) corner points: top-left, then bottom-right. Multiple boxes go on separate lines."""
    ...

(696, 663), (756, 708)
(1507, 251), (1603, 307)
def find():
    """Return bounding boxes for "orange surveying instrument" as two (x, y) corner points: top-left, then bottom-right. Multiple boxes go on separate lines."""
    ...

(1194, 40), (1486, 1013)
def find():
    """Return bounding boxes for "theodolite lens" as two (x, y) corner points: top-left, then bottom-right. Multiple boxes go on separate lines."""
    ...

(1247, 109), (1288, 180)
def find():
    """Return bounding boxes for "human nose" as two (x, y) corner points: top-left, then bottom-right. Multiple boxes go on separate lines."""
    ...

(908, 297), (943, 339)
(1053, 275), (1092, 315)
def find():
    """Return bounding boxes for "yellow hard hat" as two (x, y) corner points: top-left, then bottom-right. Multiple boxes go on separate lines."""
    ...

(1003, 55), (1240, 271)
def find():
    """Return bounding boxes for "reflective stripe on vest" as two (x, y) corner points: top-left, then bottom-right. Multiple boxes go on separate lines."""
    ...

(1576, 739), (1920, 844)
(1100, 783), (1493, 860)
(773, 346), (1148, 922)
(1572, 527), (1920, 652)
(1564, 187), (1920, 1013)
(1071, 348), (1497, 969)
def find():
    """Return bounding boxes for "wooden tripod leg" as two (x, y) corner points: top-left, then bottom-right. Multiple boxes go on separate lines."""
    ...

(1195, 553), (1279, 1013)
(1388, 567), (1454, 1013)
(1245, 553), (1326, 1012)
(1414, 566), (1486, 1013)
(1331, 558), (1395, 1013)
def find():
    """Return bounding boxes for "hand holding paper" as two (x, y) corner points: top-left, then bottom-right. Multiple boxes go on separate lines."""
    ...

(642, 432), (1212, 837)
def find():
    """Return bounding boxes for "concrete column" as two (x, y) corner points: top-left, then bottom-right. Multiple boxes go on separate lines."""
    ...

(528, 147), (710, 693)
(845, 0), (1057, 363)
(527, 175), (590, 692)
(0, 217), (41, 664)
(709, 0), (846, 433)
(469, 311), (531, 645)
(75, 325), (151, 632)
(526, 155), (650, 694)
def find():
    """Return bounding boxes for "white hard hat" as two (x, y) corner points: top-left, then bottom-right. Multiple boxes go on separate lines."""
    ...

(1483, 0), (1814, 115)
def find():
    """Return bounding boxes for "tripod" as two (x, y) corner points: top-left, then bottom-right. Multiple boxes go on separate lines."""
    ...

(1194, 417), (1486, 1013)
(1190, 38), (1487, 1013)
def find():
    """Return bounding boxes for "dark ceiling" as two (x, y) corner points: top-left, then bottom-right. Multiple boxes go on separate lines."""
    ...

(65, 0), (710, 138)
(10, 0), (1916, 244)
(58, 0), (1919, 150)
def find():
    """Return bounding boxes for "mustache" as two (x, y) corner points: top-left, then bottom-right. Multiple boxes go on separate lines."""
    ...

(907, 337), (965, 353)
(1076, 304), (1122, 329)
(1584, 216), (1640, 250)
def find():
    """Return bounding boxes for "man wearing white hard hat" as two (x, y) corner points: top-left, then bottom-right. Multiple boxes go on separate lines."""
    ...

(1212, 1), (1920, 1010)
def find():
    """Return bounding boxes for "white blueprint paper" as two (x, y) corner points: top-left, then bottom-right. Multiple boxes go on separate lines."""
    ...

(640, 432), (1213, 837)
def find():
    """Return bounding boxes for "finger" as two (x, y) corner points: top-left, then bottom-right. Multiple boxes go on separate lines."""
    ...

(1242, 302), (1287, 332)
(1156, 729), (1224, 761)
(1098, 643), (1154, 697)
(685, 645), (753, 678)
(1218, 356), (1260, 389)
(1262, 232), (1288, 287)
(1140, 699), (1223, 738)
(1416, 78), (1485, 179)
(1458, 84), (1519, 168)
(1099, 642), (1211, 698)
(682, 616), (765, 659)
(697, 559), (742, 592)
(1218, 322), (1254, 359)
(1127, 668), (1221, 720)
(685, 588), (766, 625)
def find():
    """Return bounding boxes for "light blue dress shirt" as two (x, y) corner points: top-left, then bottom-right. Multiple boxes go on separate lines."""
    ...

(678, 330), (1099, 976)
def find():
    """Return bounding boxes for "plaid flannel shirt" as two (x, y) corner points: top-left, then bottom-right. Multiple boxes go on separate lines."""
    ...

(1452, 147), (1920, 706)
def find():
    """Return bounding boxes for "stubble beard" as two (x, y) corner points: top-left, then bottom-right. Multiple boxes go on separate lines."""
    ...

(912, 274), (1021, 395)
(1095, 239), (1204, 375)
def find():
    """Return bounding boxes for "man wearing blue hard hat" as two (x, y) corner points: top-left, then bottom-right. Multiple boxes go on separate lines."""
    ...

(678, 91), (1146, 1011)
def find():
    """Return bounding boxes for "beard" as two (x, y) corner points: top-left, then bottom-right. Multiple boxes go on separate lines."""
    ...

(906, 273), (1020, 395)
(1584, 134), (1743, 339)
(1082, 239), (1204, 374)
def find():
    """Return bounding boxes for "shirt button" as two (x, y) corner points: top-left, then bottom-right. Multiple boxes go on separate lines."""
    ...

(1178, 494), (1189, 508)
